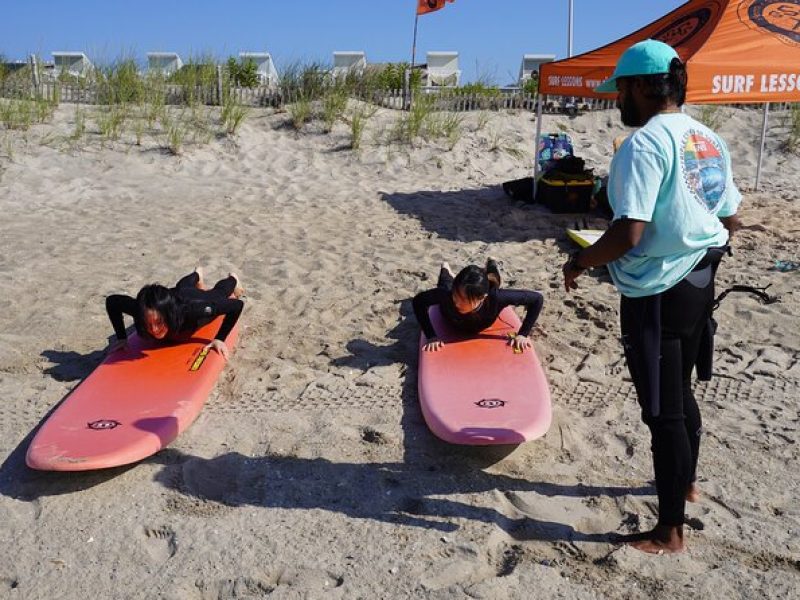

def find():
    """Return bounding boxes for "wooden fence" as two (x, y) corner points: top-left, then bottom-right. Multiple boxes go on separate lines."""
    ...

(0, 79), (796, 114)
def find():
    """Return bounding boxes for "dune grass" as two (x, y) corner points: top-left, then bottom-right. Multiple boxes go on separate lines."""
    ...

(0, 99), (34, 130)
(786, 103), (800, 153)
(95, 105), (128, 141)
(697, 105), (724, 130)
(322, 85), (348, 133)
(160, 112), (187, 155)
(71, 106), (86, 141)
(287, 95), (313, 131)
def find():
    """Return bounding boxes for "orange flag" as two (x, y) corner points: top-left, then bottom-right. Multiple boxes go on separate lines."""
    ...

(417, 0), (455, 16)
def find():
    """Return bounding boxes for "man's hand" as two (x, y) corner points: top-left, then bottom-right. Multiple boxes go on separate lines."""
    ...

(562, 254), (586, 293)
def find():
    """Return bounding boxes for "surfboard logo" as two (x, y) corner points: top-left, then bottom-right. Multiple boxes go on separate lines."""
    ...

(87, 419), (121, 430)
(681, 130), (727, 213)
(475, 398), (506, 409)
(189, 348), (209, 372)
(653, 5), (716, 47)
(739, 0), (800, 47)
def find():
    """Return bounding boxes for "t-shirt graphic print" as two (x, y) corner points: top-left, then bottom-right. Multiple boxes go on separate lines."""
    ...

(681, 131), (727, 212)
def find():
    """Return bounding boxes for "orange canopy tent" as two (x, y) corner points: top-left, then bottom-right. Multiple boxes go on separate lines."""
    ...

(535, 0), (800, 189)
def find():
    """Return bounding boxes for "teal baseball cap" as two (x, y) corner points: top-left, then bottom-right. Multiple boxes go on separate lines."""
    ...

(595, 39), (679, 93)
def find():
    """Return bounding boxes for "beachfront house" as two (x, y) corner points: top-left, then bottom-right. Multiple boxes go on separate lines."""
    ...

(52, 52), (93, 78)
(519, 54), (555, 87)
(425, 52), (460, 87)
(239, 52), (279, 87)
(147, 52), (183, 76)
(332, 51), (366, 80)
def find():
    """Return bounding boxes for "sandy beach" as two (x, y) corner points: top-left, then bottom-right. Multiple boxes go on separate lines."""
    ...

(0, 102), (798, 599)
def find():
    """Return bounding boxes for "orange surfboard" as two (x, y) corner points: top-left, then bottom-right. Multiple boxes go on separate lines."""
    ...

(418, 306), (551, 445)
(26, 317), (238, 471)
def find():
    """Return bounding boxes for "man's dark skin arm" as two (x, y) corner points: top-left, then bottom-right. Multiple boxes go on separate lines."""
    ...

(563, 214), (739, 292)
(563, 219), (646, 292)
(720, 214), (741, 237)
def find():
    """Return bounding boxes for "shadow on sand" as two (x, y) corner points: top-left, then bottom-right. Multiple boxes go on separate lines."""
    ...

(380, 186), (604, 245)
(1, 289), (644, 547)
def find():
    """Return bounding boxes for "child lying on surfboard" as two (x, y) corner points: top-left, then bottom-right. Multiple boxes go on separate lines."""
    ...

(412, 259), (543, 353)
(105, 268), (244, 360)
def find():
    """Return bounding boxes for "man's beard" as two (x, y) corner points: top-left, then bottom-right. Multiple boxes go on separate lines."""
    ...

(619, 90), (644, 127)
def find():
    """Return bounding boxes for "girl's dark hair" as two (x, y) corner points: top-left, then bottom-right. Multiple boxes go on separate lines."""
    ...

(453, 265), (497, 301)
(638, 57), (687, 106)
(135, 284), (181, 338)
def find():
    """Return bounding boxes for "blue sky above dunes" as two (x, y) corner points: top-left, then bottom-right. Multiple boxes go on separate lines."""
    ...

(2, 1), (684, 84)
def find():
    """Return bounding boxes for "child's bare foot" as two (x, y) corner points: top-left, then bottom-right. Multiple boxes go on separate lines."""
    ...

(686, 482), (700, 503)
(486, 257), (501, 287)
(229, 272), (245, 299)
(194, 266), (206, 290)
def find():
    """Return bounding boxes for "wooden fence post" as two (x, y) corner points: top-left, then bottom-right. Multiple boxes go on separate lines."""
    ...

(217, 64), (224, 106)
(29, 54), (40, 97)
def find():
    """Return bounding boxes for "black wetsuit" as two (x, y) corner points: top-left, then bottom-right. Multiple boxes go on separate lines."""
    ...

(105, 272), (243, 343)
(412, 267), (543, 339)
(620, 248), (724, 527)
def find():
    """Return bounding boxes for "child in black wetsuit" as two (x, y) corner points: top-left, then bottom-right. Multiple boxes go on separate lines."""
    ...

(105, 268), (244, 360)
(412, 259), (543, 353)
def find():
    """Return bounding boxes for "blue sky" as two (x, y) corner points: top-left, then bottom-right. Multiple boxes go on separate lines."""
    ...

(2, 1), (686, 84)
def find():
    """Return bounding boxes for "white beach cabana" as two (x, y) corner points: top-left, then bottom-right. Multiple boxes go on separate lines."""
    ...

(332, 51), (367, 79)
(425, 52), (460, 87)
(239, 52), (279, 87)
(147, 52), (183, 76)
(519, 54), (555, 86)
(52, 52), (93, 77)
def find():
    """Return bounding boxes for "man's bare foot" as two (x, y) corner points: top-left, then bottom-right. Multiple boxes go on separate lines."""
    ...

(229, 272), (245, 299)
(441, 262), (454, 278)
(194, 266), (206, 290)
(686, 483), (700, 503)
(622, 524), (685, 555)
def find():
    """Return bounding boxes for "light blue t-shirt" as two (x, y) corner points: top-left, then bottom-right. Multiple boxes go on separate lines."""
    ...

(607, 112), (741, 298)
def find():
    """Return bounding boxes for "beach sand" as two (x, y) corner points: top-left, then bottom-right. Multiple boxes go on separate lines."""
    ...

(0, 103), (798, 599)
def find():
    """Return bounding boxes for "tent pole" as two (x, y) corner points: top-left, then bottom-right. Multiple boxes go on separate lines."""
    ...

(533, 94), (544, 201)
(754, 102), (769, 191)
(568, 0), (574, 57)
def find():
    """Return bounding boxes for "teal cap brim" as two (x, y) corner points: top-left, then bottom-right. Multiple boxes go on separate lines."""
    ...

(595, 77), (618, 93)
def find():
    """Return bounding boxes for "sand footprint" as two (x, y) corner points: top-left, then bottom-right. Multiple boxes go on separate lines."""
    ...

(196, 576), (278, 599)
(143, 525), (177, 563)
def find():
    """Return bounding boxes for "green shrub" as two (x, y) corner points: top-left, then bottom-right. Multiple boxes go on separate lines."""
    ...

(373, 62), (422, 91)
(522, 74), (539, 95)
(227, 57), (260, 88)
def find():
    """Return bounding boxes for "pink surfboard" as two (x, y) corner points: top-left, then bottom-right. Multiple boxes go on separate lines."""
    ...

(418, 306), (551, 445)
(26, 317), (238, 471)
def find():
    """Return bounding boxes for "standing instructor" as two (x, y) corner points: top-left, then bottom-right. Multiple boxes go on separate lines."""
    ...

(562, 40), (741, 554)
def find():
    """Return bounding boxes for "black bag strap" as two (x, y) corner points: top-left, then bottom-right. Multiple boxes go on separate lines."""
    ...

(712, 284), (779, 312)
